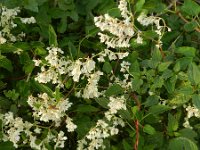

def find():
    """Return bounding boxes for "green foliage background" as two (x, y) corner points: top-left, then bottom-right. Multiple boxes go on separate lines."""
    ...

(0, 0), (200, 149)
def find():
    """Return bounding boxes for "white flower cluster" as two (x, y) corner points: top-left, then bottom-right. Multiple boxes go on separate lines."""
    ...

(0, 6), (36, 44)
(0, 6), (20, 43)
(53, 131), (68, 149)
(137, 12), (171, 48)
(1, 112), (68, 149)
(77, 96), (126, 150)
(34, 47), (71, 86)
(34, 47), (98, 87)
(183, 104), (200, 129)
(68, 57), (96, 82)
(1, 112), (32, 148)
(27, 93), (76, 129)
(77, 116), (125, 150)
(97, 49), (129, 62)
(20, 16), (36, 24)
(82, 71), (103, 99)
(108, 96), (127, 114)
(65, 116), (77, 132)
(114, 74), (132, 90)
(118, 0), (131, 24)
(94, 0), (134, 48)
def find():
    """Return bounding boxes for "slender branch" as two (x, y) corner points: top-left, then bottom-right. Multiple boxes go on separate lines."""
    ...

(177, 12), (200, 32)
(130, 92), (141, 150)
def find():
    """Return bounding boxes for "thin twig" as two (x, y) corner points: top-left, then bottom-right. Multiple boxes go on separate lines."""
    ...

(177, 12), (200, 32)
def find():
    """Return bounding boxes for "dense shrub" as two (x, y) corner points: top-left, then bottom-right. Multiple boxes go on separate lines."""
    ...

(0, 0), (200, 149)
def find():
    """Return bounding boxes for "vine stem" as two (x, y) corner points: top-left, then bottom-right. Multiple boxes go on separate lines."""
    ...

(134, 120), (139, 150)
(130, 92), (141, 150)
(177, 12), (200, 33)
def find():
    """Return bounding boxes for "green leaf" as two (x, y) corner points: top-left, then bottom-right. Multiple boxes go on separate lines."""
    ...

(23, 0), (39, 12)
(49, 25), (58, 47)
(184, 21), (198, 32)
(144, 95), (159, 107)
(143, 124), (156, 135)
(105, 84), (124, 96)
(131, 77), (143, 92)
(0, 97), (12, 110)
(175, 47), (196, 57)
(95, 97), (109, 109)
(179, 128), (197, 142)
(127, 51), (138, 63)
(158, 62), (172, 72)
(192, 94), (200, 110)
(0, 55), (13, 72)
(152, 49), (162, 62)
(169, 93), (190, 106)
(167, 113), (178, 132)
(149, 105), (171, 115)
(118, 109), (132, 120)
(75, 116), (95, 139)
(103, 61), (112, 74)
(188, 63), (200, 85)
(32, 80), (53, 97)
(165, 75), (177, 94)
(129, 60), (140, 76)
(168, 137), (198, 150)
(173, 57), (193, 72)
(135, 0), (145, 12)
(178, 84), (193, 95)
(75, 104), (99, 113)
(0, 44), (18, 53)
(10, 104), (18, 114)
(143, 0), (166, 13)
(0, 141), (14, 150)
(68, 41), (77, 59)
(58, 17), (68, 33)
(14, 42), (31, 51)
(4, 89), (19, 101)
(64, 78), (73, 89)
(181, 0), (200, 16)
(123, 140), (132, 150)
(162, 69), (173, 79)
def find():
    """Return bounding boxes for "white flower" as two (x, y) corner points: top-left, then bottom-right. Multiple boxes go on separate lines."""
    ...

(82, 71), (103, 99)
(70, 59), (82, 82)
(0, 35), (6, 44)
(33, 59), (42, 66)
(34, 128), (41, 134)
(137, 12), (155, 26)
(54, 131), (67, 149)
(28, 93), (72, 124)
(109, 127), (119, 135)
(65, 116), (77, 132)
(136, 33), (143, 44)
(118, 0), (130, 21)
(108, 96), (127, 114)
(20, 17), (36, 24)
(94, 12), (134, 48)
(82, 58), (96, 74)
(120, 61), (130, 72)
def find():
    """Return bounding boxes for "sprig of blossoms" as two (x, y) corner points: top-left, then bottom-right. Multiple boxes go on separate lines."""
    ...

(0, 112), (69, 149)
(77, 96), (126, 149)
(0, 6), (36, 44)
(94, 0), (134, 48)
(183, 104), (200, 129)
(137, 12), (171, 48)
(27, 93), (76, 129)
(34, 47), (71, 86)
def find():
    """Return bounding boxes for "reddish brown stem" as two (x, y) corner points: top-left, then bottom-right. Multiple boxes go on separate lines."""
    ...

(130, 92), (141, 150)
(134, 120), (139, 150)
(159, 47), (165, 59)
